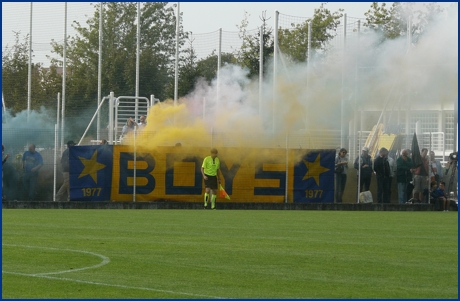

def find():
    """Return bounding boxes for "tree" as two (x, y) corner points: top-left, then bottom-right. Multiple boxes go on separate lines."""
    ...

(50, 2), (183, 116)
(196, 51), (237, 83)
(173, 37), (200, 97)
(236, 11), (274, 79)
(363, 2), (405, 41)
(364, 2), (445, 43)
(278, 3), (343, 63)
(2, 32), (57, 113)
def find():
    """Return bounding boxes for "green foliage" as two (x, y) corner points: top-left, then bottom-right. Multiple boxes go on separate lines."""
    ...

(278, 3), (343, 63)
(364, 2), (445, 43)
(2, 33), (59, 112)
(196, 51), (237, 83)
(364, 2), (405, 41)
(236, 11), (274, 79)
(49, 2), (182, 116)
(2, 210), (458, 299)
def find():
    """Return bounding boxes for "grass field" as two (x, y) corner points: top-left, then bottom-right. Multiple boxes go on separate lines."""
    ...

(2, 209), (458, 299)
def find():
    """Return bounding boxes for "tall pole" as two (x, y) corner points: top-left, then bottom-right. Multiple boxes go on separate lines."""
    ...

(53, 124), (58, 202)
(340, 13), (347, 148)
(174, 2), (180, 107)
(306, 20), (311, 127)
(354, 20), (360, 158)
(27, 2), (32, 122)
(259, 25), (263, 116)
(136, 2), (140, 99)
(97, 2), (103, 140)
(61, 2), (67, 151)
(57, 93), (61, 153)
(135, 2), (141, 122)
(217, 28), (222, 107)
(273, 11), (279, 132)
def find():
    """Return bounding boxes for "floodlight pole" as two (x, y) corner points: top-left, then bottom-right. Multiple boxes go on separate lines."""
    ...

(273, 11), (279, 133)
(174, 2), (180, 107)
(61, 2), (68, 152)
(97, 2), (103, 140)
(259, 25), (263, 116)
(27, 2), (32, 122)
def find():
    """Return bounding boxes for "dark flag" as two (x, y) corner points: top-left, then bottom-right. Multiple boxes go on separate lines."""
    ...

(411, 133), (423, 168)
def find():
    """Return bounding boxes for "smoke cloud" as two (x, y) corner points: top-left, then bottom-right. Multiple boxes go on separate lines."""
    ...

(128, 3), (457, 165)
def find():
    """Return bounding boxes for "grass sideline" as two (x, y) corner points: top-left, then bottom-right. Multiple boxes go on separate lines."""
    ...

(2, 209), (458, 299)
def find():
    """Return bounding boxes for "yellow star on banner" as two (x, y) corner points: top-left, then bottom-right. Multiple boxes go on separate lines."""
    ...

(78, 150), (106, 184)
(302, 153), (330, 186)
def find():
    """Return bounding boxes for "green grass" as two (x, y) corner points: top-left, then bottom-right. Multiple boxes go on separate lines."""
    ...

(2, 209), (458, 299)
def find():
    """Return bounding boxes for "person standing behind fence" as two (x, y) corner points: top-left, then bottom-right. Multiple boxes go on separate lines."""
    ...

(22, 143), (43, 201)
(429, 151), (443, 185)
(354, 146), (373, 194)
(335, 148), (348, 203)
(138, 115), (147, 129)
(413, 148), (429, 203)
(201, 148), (221, 210)
(56, 140), (75, 202)
(396, 149), (414, 204)
(387, 153), (396, 201)
(374, 147), (391, 204)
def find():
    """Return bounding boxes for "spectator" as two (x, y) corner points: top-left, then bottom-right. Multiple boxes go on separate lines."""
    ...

(138, 115), (147, 129)
(429, 151), (443, 185)
(413, 148), (429, 203)
(335, 148), (348, 203)
(396, 149), (414, 204)
(373, 147), (391, 204)
(429, 180), (439, 209)
(121, 117), (137, 140)
(431, 181), (450, 211)
(201, 148), (222, 210)
(354, 146), (373, 194)
(387, 153), (396, 201)
(22, 143), (43, 201)
(100, 139), (108, 145)
(56, 140), (75, 202)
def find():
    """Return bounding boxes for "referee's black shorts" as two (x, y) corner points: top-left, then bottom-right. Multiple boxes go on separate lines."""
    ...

(204, 174), (218, 190)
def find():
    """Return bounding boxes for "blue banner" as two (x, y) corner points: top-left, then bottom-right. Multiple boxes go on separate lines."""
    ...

(68, 146), (335, 203)
(293, 150), (335, 203)
(69, 145), (113, 201)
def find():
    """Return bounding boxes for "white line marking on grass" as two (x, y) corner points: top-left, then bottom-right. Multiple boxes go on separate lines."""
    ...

(2, 271), (226, 299)
(2, 244), (110, 275)
(2, 244), (226, 299)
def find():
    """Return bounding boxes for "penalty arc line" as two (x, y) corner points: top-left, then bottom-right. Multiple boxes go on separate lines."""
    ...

(2, 244), (226, 299)
(2, 271), (226, 299)
(2, 244), (110, 276)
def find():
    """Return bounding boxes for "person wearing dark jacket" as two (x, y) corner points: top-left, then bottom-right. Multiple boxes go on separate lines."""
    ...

(354, 146), (373, 194)
(396, 149), (414, 204)
(56, 140), (75, 201)
(374, 147), (391, 203)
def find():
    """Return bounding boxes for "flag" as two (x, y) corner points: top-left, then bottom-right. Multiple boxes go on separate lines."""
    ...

(219, 184), (230, 200)
(411, 133), (423, 168)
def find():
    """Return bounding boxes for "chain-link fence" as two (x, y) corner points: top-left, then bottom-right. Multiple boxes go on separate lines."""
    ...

(2, 3), (457, 202)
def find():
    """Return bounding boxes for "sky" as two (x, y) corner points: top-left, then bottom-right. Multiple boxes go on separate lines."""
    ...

(2, 2), (392, 65)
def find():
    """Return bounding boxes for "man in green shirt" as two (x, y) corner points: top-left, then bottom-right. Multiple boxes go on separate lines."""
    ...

(201, 148), (221, 209)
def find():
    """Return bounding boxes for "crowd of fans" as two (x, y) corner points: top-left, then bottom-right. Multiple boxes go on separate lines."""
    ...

(335, 146), (457, 210)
